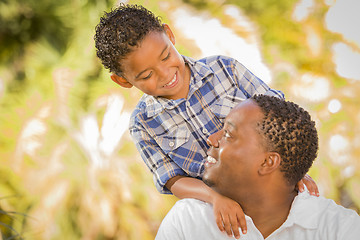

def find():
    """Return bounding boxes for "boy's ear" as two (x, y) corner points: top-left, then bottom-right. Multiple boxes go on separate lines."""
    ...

(110, 74), (133, 88)
(258, 152), (281, 176)
(163, 23), (175, 45)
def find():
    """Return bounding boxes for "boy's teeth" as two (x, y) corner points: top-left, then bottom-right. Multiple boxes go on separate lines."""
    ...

(207, 156), (217, 163)
(164, 75), (176, 87)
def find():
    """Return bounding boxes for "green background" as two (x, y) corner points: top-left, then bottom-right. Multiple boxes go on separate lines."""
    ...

(1, 0), (359, 239)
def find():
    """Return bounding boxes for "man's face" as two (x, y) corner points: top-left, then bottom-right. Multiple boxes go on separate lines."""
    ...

(203, 100), (267, 197)
(118, 25), (191, 100)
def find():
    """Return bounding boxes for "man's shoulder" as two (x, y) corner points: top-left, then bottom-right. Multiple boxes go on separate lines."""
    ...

(317, 195), (360, 222)
(165, 198), (214, 223)
(291, 191), (360, 236)
(309, 194), (360, 238)
(294, 192), (359, 219)
(172, 198), (211, 212)
(156, 199), (228, 239)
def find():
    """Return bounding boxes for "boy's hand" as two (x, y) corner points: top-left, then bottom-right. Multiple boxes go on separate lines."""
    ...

(296, 174), (319, 196)
(212, 192), (247, 239)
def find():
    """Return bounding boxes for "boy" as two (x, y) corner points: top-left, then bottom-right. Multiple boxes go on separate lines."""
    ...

(94, 4), (318, 239)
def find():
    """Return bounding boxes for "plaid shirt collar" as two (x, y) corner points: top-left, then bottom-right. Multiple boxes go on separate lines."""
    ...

(144, 56), (214, 118)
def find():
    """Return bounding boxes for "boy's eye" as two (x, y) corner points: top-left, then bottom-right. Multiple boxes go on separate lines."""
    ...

(162, 51), (171, 61)
(142, 72), (152, 80)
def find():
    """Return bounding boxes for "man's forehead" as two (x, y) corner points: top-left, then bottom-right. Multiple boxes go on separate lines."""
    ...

(226, 100), (263, 127)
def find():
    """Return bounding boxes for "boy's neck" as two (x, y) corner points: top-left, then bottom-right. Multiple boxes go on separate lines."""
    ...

(175, 63), (191, 100)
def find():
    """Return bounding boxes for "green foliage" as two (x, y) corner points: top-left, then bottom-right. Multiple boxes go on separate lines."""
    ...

(0, 0), (359, 239)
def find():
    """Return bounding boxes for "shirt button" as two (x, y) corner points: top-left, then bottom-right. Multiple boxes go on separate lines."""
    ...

(202, 128), (208, 134)
(169, 142), (175, 147)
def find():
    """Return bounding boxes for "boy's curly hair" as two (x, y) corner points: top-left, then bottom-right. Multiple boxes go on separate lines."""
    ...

(252, 95), (319, 185)
(94, 4), (164, 76)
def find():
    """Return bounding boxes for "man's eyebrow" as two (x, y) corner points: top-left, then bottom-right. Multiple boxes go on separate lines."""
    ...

(134, 44), (169, 79)
(225, 120), (236, 130)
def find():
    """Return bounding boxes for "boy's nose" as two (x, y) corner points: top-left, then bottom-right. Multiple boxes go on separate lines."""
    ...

(206, 130), (223, 148)
(157, 64), (170, 80)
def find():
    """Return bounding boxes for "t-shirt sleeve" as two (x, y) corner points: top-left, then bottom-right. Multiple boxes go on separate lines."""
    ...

(337, 208), (360, 239)
(231, 58), (285, 99)
(155, 201), (185, 240)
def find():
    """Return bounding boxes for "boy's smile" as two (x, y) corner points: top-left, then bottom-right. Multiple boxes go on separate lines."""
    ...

(111, 24), (191, 100)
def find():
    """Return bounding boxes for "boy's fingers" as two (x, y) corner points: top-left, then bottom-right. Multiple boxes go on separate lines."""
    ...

(237, 213), (247, 234)
(305, 175), (319, 196)
(221, 215), (232, 237)
(297, 180), (304, 192)
(215, 214), (225, 232)
(300, 174), (319, 196)
(229, 214), (240, 239)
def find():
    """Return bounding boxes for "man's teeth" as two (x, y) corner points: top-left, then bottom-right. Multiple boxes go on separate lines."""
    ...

(207, 156), (217, 163)
(164, 75), (176, 87)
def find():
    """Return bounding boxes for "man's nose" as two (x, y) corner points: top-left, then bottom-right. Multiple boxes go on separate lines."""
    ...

(206, 129), (223, 148)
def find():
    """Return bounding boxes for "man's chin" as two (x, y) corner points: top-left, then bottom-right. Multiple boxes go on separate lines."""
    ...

(202, 176), (214, 188)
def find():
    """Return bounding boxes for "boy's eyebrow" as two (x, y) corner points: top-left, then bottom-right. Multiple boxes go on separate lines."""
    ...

(135, 44), (169, 79)
(135, 69), (150, 79)
(159, 44), (169, 57)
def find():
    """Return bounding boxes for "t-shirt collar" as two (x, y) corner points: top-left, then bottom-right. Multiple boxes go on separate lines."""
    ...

(281, 190), (320, 230)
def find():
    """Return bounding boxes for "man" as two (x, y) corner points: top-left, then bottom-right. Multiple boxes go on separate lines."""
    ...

(156, 94), (360, 240)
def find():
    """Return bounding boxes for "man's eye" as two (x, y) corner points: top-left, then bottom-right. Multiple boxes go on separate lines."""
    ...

(224, 130), (231, 138)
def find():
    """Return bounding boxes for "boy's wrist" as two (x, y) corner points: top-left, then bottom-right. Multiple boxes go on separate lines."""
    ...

(208, 188), (222, 204)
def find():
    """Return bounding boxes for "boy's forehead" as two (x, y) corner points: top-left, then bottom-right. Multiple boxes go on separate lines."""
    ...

(121, 31), (169, 72)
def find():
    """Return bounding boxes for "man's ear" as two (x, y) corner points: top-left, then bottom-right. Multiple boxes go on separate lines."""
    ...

(258, 152), (281, 176)
(163, 23), (175, 45)
(110, 74), (133, 88)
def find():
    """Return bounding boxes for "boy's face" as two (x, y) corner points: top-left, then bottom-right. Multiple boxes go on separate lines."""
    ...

(111, 24), (191, 100)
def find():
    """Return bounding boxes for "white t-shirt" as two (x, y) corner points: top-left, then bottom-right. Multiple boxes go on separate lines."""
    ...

(156, 191), (360, 240)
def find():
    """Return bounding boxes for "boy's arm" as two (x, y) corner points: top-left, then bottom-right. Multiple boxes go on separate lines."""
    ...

(166, 176), (246, 239)
(130, 116), (188, 194)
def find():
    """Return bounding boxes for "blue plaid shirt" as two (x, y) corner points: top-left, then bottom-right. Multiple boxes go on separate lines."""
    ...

(129, 55), (284, 194)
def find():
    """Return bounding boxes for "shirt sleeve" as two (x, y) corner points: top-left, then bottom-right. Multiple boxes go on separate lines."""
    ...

(130, 120), (187, 194)
(337, 208), (360, 239)
(155, 203), (184, 240)
(232, 58), (285, 99)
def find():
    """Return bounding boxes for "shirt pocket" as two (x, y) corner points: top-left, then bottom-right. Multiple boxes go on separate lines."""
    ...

(211, 91), (246, 120)
(154, 125), (190, 154)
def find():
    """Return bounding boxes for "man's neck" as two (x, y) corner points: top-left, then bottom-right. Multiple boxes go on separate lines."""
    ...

(240, 189), (298, 238)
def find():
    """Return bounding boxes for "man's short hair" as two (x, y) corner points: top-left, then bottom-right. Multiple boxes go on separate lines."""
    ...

(94, 4), (164, 75)
(252, 95), (318, 185)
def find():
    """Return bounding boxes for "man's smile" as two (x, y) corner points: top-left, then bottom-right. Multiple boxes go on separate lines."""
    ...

(205, 155), (218, 168)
